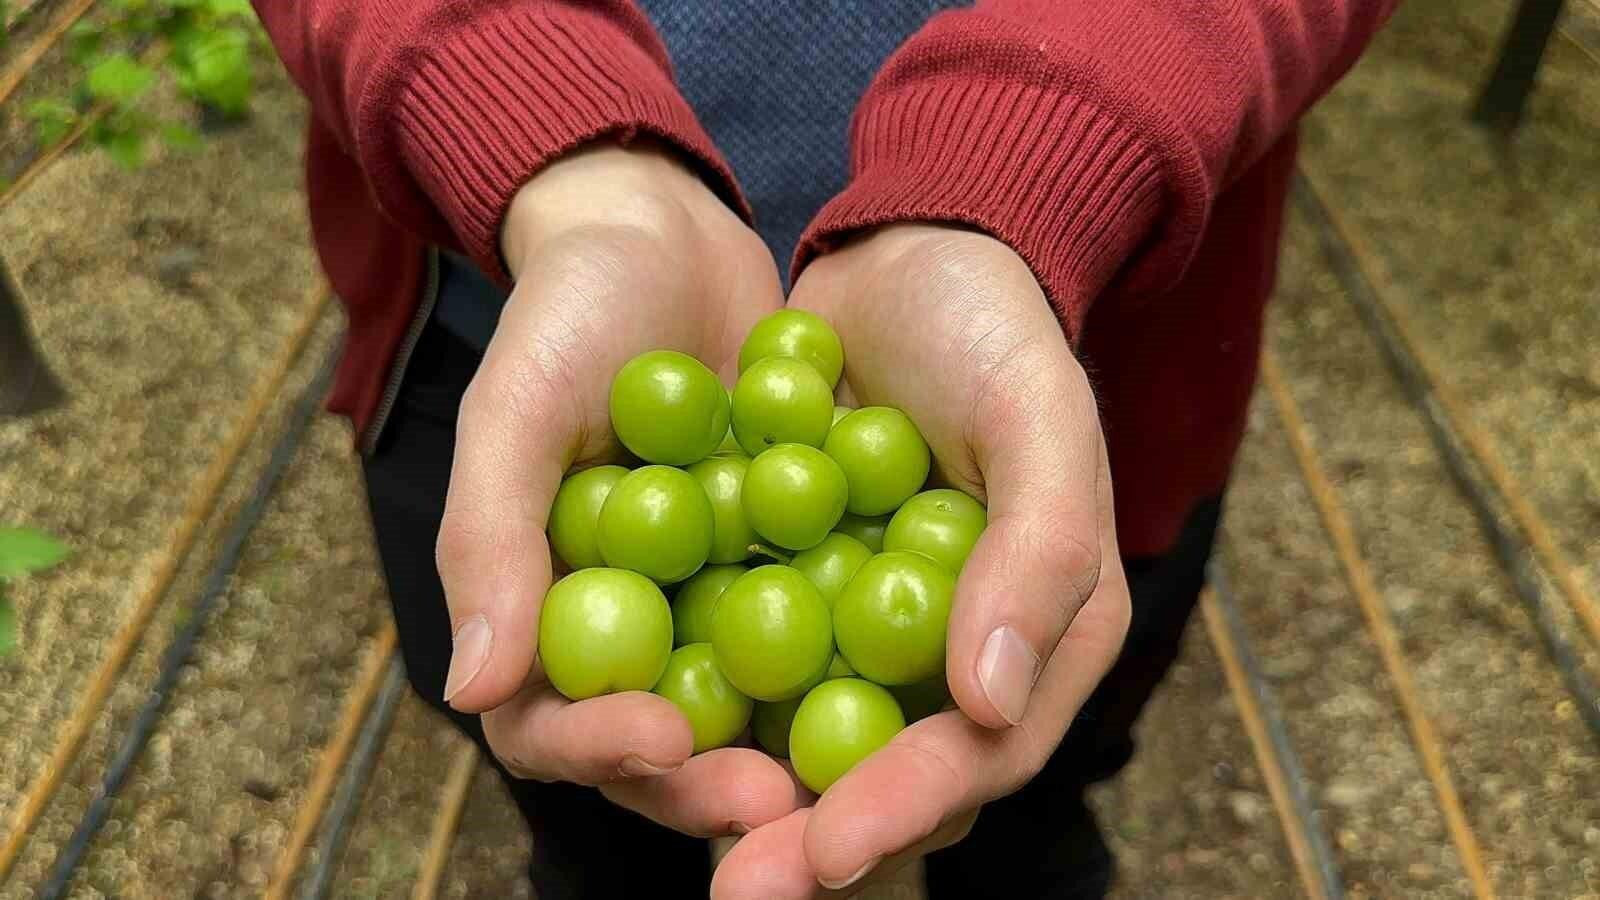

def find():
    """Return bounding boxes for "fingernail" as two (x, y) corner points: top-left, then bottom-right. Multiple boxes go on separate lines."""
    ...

(619, 755), (680, 777)
(442, 614), (492, 703)
(818, 856), (880, 891)
(977, 625), (1039, 726)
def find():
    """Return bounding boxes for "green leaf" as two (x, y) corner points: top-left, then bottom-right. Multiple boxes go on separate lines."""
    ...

(86, 53), (157, 105)
(26, 99), (78, 146)
(0, 527), (68, 578)
(159, 121), (202, 150)
(208, 0), (256, 18)
(174, 26), (251, 115)
(100, 128), (147, 168)
(66, 21), (104, 65)
(0, 589), (14, 656)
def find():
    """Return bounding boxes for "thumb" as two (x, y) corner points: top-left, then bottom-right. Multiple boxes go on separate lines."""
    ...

(944, 348), (1110, 729)
(435, 317), (581, 713)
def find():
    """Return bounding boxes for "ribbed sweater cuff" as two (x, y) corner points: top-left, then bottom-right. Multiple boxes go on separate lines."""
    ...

(391, 7), (745, 284)
(795, 81), (1163, 341)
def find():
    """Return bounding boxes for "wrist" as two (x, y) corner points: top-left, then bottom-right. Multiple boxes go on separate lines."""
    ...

(500, 138), (711, 279)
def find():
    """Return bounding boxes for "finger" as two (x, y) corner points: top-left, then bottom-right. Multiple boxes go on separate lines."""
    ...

(601, 747), (806, 837)
(713, 806), (976, 899)
(711, 808), (815, 900)
(945, 346), (1109, 728)
(481, 686), (693, 785)
(804, 561), (1130, 888)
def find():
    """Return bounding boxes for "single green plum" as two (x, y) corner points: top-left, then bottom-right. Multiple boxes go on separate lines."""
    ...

(672, 563), (746, 646)
(687, 455), (757, 564)
(596, 465), (713, 583)
(833, 513), (890, 553)
(546, 465), (628, 570)
(751, 695), (803, 757)
(737, 309), (845, 388)
(652, 643), (753, 753)
(789, 678), (905, 793)
(824, 407), (931, 516)
(789, 532), (872, 607)
(538, 568), (673, 701)
(609, 350), (729, 465)
(710, 565), (833, 701)
(741, 444), (848, 551)
(833, 550), (955, 685)
(731, 357), (833, 455)
(884, 488), (988, 574)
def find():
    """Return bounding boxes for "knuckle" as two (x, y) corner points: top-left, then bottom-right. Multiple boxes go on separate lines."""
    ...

(434, 504), (486, 590)
(1031, 510), (1103, 607)
(897, 736), (971, 809)
(482, 713), (545, 782)
(993, 511), (1101, 621)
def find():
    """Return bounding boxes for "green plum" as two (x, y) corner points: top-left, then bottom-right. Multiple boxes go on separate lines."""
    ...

(741, 444), (848, 551)
(889, 678), (951, 723)
(672, 564), (746, 646)
(737, 309), (845, 388)
(826, 651), (856, 679)
(789, 533), (872, 607)
(833, 513), (890, 553)
(596, 466), (713, 583)
(652, 643), (753, 753)
(609, 350), (729, 465)
(831, 405), (853, 429)
(751, 652), (856, 757)
(789, 678), (905, 793)
(731, 357), (833, 455)
(751, 695), (803, 757)
(546, 465), (627, 570)
(833, 551), (955, 685)
(823, 407), (931, 516)
(710, 565), (833, 701)
(884, 489), (988, 574)
(538, 568), (673, 701)
(687, 455), (757, 564)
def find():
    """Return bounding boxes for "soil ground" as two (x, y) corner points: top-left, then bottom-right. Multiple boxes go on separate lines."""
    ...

(1, 0), (1596, 897)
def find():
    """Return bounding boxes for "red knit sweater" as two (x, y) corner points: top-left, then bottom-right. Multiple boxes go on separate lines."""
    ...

(256, 1), (1395, 558)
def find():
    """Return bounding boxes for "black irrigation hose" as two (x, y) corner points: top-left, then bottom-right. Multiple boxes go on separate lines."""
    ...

(1292, 176), (1600, 746)
(36, 344), (340, 900)
(295, 660), (407, 900)
(1207, 562), (1347, 900)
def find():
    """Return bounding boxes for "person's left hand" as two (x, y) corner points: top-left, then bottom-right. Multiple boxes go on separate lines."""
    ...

(711, 224), (1133, 898)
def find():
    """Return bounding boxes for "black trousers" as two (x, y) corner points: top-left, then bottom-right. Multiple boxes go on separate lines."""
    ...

(362, 319), (1223, 900)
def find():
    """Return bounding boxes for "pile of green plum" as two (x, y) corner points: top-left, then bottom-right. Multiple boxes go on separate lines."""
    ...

(541, 310), (986, 794)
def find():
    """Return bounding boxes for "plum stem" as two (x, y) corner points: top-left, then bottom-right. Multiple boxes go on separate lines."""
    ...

(747, 543), (793, 565)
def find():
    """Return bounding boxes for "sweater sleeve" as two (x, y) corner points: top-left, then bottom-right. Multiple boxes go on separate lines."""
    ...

(793, 0), (1399, 340)
(253, 0), (745, 284)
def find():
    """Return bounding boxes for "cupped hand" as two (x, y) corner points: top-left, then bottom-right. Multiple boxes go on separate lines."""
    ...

(436, 141), (801, 838)
(713, 224), (1133, 897)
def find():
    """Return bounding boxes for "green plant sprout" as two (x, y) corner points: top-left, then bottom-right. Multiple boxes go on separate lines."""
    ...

(0, 526), (67, 654)
(23, 0), (262, 168)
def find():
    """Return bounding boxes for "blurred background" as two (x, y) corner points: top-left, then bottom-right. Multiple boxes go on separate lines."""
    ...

(0, 0), (1596, 897)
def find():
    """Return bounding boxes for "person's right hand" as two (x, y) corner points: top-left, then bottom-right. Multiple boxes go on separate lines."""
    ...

(436, 141), (802, 837)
